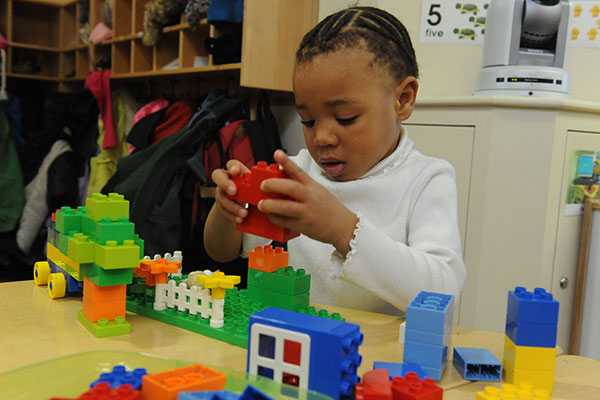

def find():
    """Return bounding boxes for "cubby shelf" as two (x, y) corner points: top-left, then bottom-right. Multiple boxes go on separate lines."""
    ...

(2, 0), (320, 92)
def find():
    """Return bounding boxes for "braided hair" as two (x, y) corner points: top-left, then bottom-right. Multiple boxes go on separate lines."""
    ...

(295, 6), (419, 81)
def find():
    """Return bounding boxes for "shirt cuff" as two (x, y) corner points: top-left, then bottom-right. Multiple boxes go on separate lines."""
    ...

(329, 212), (362, 279)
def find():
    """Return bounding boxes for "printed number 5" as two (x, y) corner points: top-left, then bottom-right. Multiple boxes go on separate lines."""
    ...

(428, 4), (442, 26)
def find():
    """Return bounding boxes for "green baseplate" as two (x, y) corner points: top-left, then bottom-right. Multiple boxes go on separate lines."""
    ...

(126, 277), (345, 348)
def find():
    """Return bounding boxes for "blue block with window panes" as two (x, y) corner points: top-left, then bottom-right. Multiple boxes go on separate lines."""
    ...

(247, 307), (363, 399)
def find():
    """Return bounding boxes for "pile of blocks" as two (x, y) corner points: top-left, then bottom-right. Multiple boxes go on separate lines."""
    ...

(503, 287), (559, 394)
(246, 245), (310, 311)
(402, 291), (455, 381)
(50, 193), (144, 337)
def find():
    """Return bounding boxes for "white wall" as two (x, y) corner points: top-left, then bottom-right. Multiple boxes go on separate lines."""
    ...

(277, 0), (600, 154)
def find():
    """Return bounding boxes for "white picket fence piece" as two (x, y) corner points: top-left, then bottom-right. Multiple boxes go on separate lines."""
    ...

(154, 280), (212, 319)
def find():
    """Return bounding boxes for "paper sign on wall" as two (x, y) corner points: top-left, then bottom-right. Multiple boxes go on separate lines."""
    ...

(420, 0), (489, 45)
(568, 1), (600, 48)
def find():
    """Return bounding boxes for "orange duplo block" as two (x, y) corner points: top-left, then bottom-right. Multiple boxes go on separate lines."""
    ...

(83, 277), (126, 302)
(142, 364), (227, 400)
(83, 296), (126, 322)
(248, 245), (289, 272)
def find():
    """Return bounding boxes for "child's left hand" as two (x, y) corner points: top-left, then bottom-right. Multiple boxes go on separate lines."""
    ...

(258, 150), (358, 256)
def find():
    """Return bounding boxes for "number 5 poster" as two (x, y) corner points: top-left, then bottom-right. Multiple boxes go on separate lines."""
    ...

(420, 0), (490, 45)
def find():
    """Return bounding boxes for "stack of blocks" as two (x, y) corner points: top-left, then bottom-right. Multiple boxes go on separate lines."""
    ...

(246, 245), (310, 311)
(51, 193), (144, 337)
(227, 162), (299, 242)
(402, 291), (455, 381)
(503, 287), (559, 394)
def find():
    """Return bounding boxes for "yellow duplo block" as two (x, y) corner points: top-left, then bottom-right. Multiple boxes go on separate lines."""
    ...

(504, 336), (556, 371)
(533, 389), (550, 400)
(503, 359), (555, 394)
(94, 240), (140, 270)
(476, 386), (500, 400)
(68, 233), (95, 264)
(86, 193), (129, 222)
(47, 242), (81, 277)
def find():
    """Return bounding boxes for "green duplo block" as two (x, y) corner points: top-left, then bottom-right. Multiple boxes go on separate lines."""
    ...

(47, 225), (59, 248)
(134, 234), (145, 258)
(77, 310), (131, 337)
(246, 285), (309, 311)
(67, 233), (95, 264)
(94, 217), (136, 245)
(86, 193), (129, 222)
(95, 240), (139, 270)
(80, 215), (97, 238)
(80, 263), (133, 286)
(58, 232), (73, 255)
(247, 266), (311, 295)
(55, 206), (84, 234)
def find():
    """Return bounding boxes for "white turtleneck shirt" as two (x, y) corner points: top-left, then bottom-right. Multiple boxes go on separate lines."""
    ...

(241, 130), (466, 315)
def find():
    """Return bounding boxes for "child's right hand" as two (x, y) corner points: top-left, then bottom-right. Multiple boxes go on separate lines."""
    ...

(212, 160), (250, 224)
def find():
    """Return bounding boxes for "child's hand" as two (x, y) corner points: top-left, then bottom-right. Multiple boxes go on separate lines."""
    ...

(212, 160), (250, 224)
(258, 150), (359, 255)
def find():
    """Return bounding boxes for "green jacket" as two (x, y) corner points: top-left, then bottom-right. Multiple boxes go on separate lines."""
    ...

(0, 108), (24, 232)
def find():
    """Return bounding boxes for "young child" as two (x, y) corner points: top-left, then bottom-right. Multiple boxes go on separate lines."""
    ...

(204, 6), (466, 314)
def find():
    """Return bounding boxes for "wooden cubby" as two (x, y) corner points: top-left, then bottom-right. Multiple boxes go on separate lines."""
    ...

(2, 0), (319, 93)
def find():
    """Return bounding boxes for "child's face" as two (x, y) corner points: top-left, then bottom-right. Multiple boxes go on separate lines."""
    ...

(293, 45), (406, 182)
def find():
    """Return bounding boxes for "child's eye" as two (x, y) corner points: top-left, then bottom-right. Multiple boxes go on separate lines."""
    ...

(300, 120), (315, 128)
(336, 116), (358, 126)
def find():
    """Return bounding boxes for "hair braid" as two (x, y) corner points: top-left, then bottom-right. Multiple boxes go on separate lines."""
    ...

(295, 6), (419, 80)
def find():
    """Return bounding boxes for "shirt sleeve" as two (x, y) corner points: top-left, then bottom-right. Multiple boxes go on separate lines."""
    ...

(331, 167), (467, 312)
(241, 233), (272, 258)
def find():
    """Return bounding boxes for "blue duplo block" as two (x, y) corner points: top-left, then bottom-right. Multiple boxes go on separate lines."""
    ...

(507, 287), (559, 325)
(248, 307), (363, 400)
(373, 361), (427, 379)
(452, 347), (502, 382)
(505, 315), (557, 348)
(403, 340), (448, 369)
(90, 365), (147, 390)
(405, 325), (452, 347)
(47, 259), (82, 294)
(178, 391), (239, 400)
(239, 385), (274, 400)
(420, 365), (444, 381)
(406, 291), (454, 335)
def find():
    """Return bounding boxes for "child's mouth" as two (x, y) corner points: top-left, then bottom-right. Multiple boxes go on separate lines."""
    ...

(321, 161), (346, 177)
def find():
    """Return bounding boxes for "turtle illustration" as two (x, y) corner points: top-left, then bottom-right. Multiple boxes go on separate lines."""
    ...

(456, 3), (479, 14)
(469, 16), (486, 27)
(453, 28), (477, 40)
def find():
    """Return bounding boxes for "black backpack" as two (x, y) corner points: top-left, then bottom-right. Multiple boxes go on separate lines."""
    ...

(107, 96), (241, 263)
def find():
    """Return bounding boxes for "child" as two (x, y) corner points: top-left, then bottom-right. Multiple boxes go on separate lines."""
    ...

(204, 6), (466, 314)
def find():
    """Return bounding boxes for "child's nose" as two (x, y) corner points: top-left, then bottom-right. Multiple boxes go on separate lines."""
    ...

(314, 123), (338, 147)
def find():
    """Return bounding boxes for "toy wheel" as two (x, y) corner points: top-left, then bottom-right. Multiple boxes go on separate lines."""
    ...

(48, 273), (67, 299)
(33, 261), (51, 285)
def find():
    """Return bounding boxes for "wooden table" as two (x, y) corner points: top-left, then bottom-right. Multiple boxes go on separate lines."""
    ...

(1, 281), (599, 399)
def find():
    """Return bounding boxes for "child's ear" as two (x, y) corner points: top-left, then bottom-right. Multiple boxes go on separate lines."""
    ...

(394, 76), (419, 121)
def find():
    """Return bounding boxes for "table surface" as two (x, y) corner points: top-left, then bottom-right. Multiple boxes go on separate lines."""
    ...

(1, 280), (599, 399)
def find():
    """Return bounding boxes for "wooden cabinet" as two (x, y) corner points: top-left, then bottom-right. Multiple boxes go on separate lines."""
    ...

(240, 0), (319, 91)
(408, 97), (600, 352)
(1, 0), (318, 91)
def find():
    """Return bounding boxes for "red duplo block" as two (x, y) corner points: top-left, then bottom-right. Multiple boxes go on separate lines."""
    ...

(230, 162), (286, 205)
(356, 369), (392, 400)
(228, 162), (300, 242)
(50, 383), (141, 400)
(391, 372), (443, 400)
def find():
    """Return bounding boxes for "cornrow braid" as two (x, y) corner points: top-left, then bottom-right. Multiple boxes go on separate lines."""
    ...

(296, 6), (419, 81)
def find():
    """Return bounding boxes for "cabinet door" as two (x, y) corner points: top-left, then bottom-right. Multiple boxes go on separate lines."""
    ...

(405, 124), (475, 256)
(554, 130), (600, 352)
(240, 0), (318, 91)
